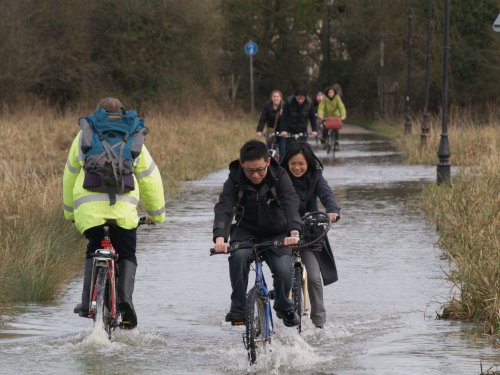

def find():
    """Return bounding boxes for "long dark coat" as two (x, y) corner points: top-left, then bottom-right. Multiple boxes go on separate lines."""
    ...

(290, 169), (340, 285)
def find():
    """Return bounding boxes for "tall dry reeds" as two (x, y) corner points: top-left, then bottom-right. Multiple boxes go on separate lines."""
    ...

(396, 114), (499, 166)
(420, 153), (500, 335)
(388, 113), (500, 336)
(0, 107), (254, 309)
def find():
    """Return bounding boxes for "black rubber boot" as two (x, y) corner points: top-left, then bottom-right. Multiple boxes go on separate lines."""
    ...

(74, 258), (93, 318)
(117, 259), (138, 329)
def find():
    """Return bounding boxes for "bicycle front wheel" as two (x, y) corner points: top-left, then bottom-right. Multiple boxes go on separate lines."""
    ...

(292, 265), (303, 332)
(330, 130), (336, 159)
(244, 287), (268, 365)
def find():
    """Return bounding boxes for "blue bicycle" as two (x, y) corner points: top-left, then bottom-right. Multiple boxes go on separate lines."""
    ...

(210, 214), (330, 365)
(211, 240), (279, 364)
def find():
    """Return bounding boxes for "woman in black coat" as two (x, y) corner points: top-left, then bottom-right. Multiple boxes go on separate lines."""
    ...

(281, 141), (340, 328)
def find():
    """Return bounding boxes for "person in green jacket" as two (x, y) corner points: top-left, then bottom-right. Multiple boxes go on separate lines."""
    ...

(63, 97), (165, 329)
(317, 86), (347, 151)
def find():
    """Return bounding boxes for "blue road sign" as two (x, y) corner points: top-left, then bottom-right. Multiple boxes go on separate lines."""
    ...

(244, 41), (258, 56)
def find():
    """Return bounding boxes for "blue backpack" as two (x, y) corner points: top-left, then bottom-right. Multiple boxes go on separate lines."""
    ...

(78, 108), (149, 204)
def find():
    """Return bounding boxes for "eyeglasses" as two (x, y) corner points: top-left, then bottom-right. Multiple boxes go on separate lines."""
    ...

(243, 166), (268, 176)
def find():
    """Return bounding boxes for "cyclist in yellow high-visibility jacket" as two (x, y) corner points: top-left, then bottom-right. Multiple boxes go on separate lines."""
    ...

(63, 97), (165, 329)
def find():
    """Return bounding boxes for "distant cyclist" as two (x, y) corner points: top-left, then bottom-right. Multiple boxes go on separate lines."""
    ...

(64, 97), (165, 329)
(281, 88), (318, 149)
(213, 140), (302, 327)
(314, 91), (324, 111)
(281, 141), (340, 329)
(317, 86), (347, 151)
(256, 90), (285, 158)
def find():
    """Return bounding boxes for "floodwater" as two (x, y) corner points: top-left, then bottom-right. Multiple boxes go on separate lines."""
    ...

(1, 130), (499, 375)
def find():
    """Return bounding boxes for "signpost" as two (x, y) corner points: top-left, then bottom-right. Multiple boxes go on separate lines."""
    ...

(244, 41), (258, 113)
(493, 13), (500, 32)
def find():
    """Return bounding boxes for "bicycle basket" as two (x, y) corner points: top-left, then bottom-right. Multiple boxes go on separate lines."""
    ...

(302, 214), (328, 251)
(325, 117), (342, 129)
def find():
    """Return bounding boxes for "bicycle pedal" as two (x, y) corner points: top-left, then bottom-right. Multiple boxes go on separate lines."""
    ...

(231, 319), (245, 326)
(119, 320), (136, 330)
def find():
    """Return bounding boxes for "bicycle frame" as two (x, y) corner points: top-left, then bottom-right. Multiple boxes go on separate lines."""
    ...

(261, 131), (280, 161)
(327, 128), (337, 157)
(210, 222), (330, 362)
(290, 211), (332, 332)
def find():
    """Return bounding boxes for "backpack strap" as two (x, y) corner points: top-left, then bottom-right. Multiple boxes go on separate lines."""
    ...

(268, 185), (282, 206)
(99, 133), (125, 204)
(233, 183), (246, 227)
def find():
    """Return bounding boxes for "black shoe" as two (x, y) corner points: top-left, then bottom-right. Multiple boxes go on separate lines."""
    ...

(268, 289), (275, 300)
(73, 303), (82, 314)
(320, 138), (326, 144)
(119, 302), (137, 329)
(225, 311), (245, 326)
(74, 303), (90, 318)
(334, 143), (340, 151)
(279, 310), (300, 327)
(315, 325), (324, 329)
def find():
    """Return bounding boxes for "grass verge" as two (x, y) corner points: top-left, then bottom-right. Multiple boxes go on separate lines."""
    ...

(420, 152), (500, 336)
(370, 113), (500, 336)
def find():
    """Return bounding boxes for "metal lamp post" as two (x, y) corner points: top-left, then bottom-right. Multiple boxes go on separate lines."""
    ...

(421, 0), (433, 145)
(404, 0), (413, 135)
(379, 32), (385, 114)
(325, 0), (335, 84)
(437, 0), (451, 185)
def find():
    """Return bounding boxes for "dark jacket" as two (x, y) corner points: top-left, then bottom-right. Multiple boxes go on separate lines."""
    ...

(290, 168), (340, 285)
(256, 100), (282, 132)
(213, 158), (302, 253)
(281, 95), (317, 133)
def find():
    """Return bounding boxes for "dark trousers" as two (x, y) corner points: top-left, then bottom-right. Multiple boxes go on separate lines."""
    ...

(322, 128), (340, 144)
(228, 233), (293, 316)
(84, 225), (137, 265)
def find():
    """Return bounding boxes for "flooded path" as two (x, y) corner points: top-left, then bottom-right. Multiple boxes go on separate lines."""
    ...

(1, 126), (498, 374)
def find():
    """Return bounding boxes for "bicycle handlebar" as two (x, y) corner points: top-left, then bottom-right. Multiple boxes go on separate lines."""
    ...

(259, 131), (312, 138)
(139, 216), (156, 226)
(210, 211), (334, 256)
(209, 211), (333, 256)
(210, 240), (284, 256)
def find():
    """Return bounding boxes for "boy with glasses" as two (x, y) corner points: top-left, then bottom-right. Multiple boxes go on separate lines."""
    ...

(212, 140), (302, 327)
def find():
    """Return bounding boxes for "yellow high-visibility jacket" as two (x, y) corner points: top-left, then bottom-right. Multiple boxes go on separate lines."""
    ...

(63, 132), (165, 233)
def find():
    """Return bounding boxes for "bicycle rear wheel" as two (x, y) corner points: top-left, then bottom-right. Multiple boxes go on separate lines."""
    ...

(244, 287), (268, 365)
(93, 267), (113, 338)
(292, 265), (303, 332)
